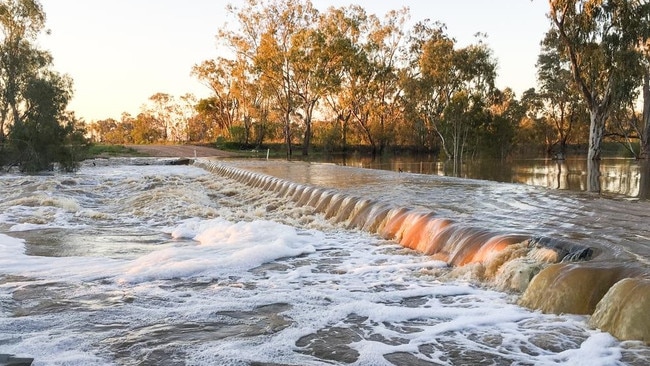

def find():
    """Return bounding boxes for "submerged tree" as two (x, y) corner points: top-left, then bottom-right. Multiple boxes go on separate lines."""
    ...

(548, 0), (648, 161)
(548, 0), (650, 191)
(481, 88), (525, 160)
(0, 0), (47, 144)
(536, 30), (588, 158)
(404, 21), (497, 162)
(7, 72), (86, 171)
(612, 4), (650, 158)
(638, 59), (650, 158)
(319, 5), (369, 153)
(0, 0), (87, 172)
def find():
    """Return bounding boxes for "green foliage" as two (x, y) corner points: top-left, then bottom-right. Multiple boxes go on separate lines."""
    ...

(313, 121), (342, 153)
(5, 73), (88, 172)
(130, 113), (163, 144)
(548, 0), (650, 163)
(86, 144), (142, 157)
(0, 0), (87, 172)
(36, 0), (647, 163)
(228, 125), (248, 146)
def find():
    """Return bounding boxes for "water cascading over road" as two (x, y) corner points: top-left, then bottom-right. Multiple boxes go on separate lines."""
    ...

(196, 158), (650, 344)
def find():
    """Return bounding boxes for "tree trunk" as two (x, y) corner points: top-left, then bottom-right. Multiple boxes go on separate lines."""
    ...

(284, 117), (292, 159)
(283, 58), (292, 159)
(243, 116), (251, 146)
(340, 112), (350, 153)
(302, 100), (316, 156)
(433, 126), (451, 160)
(302, 119), (311, 156)
(283, 96), (292, 158)
(640, 72), (650, 159)
(638, 159), (650, 199)
(0, 107), (6, 144)
(587, 158), (601, 193)
(585, 108), (606, 193)
(355, 111), (375, 153)
(587, 107), (606, 161)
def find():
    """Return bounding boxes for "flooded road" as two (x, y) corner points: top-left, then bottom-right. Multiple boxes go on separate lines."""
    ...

(0, 157), (648, 365)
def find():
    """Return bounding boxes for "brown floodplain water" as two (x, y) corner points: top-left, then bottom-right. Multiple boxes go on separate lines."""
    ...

(2, 157), (650, 365)
(299, 155), (650, 199)
(205, 155), (650, 350)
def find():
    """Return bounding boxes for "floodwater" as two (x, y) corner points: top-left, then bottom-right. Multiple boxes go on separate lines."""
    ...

(309, 155), (650, 199)
(0, 157), (649, 365)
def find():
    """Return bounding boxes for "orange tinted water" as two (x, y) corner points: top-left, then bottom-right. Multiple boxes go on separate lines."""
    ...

(197, 159), (650, 344)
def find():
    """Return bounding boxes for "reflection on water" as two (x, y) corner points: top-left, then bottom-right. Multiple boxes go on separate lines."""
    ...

(308, 155), (650, 199)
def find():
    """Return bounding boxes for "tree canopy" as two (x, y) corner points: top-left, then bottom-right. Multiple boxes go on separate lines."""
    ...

(546, 0), (650, 191)
(81, 0), (650, 177)
(0, 0), (88, 172)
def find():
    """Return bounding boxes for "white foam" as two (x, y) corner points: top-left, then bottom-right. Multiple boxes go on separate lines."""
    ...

(348, 259), (448, 274)
(0, 161), (642, 365)
(544, 332), (623, 365)
(0, 233), (26, 257)
(120, 218), (318, 283)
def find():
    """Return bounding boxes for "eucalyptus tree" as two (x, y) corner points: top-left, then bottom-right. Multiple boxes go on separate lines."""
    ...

(0, 0), (87, 171)
(481, 88), (526, 159)
(7, 71), (86, 171)
(318, 5), (367, 152)
(174, 93), (197, 143)
(516, 88), (556, 154)
(220, 0), (318, 158)
(0, 0), (47, 143)
(290, 28), (324, 155)
(608, 95), (644, 157)
(403, 20), (456, 157)
(536, 31), (588, 158)
(140, 92), (194, 143)
(548, 0), (650, 192)
(290, 9), (354, 156)
(89, 118), (122, 143)
(192, 57), (240, 139)
(639, 41), (650, 159)
(405, 21), (497, 162)
(187, 101), (218, 143)
(548, 0), (648, 162)
(130, 112), (162, 144)
(89, 113), (135, 144)
(441, 43), (496, 164)
(614, 1), (650, 158)
(333, 7), (408, 155)
(146, 92), (174, 142)
(117, 112), (135, 143)
(236, 58), (276, 148)
(344, 57), (375, 149)
(361, 7), (409, 155)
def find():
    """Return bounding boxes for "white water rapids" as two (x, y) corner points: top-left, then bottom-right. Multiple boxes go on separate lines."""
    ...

(0, 157), (648, 365)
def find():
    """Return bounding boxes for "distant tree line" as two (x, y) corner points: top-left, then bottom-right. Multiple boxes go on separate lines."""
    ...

(86, 1), (649, 166)
(0, 0), (88, 172)
(2, 0), (649, 181)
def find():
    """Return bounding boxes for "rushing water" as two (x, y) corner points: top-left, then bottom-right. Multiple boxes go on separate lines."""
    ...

(0, 157), (649, 365)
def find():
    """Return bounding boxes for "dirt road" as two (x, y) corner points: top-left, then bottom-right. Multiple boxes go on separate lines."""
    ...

(126, 145), (238, 158)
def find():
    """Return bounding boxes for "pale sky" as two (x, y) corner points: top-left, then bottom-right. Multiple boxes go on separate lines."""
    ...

(37, 0), (550, 122)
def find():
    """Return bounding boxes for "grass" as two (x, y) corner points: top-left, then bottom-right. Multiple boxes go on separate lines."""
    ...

(86, 144), (144, 158)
